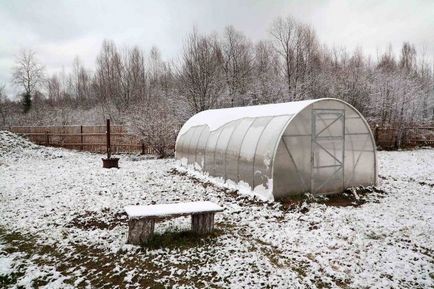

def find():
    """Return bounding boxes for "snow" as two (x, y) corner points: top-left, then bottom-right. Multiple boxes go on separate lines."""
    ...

(0, 131), (433, 288)
(176, 162), (275, 202)
(0, 251), (13, 276)
(177, 99), (318, 139)
(125, 201), (223, 218)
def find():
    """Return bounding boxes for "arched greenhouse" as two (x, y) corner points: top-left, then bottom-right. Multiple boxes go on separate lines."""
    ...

(175, 98), (377, 200)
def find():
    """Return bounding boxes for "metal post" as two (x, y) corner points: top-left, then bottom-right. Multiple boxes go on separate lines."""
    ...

(46, 131), (49, 146)
(141, 141), (145, 155)
(80, 125), (83, 151)
(102, 118), (119, 168)
(106, 119), (111, 159)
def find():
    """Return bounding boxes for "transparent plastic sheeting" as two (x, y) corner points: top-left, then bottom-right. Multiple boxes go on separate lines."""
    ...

(176, 98), (377, 200)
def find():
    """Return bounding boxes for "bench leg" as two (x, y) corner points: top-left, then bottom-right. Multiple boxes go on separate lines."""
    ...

(191, 213), (215, 234)
(127, 218), (155, 245)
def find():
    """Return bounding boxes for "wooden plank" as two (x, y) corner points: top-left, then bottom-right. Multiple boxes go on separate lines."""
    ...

(14, 132), (136, 137)
(60, 143), (142, 147)
(10, 125), (123, 129)
(415, 140), (434, 144)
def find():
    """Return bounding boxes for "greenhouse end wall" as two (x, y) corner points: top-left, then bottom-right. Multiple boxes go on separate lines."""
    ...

(175, 98), (377, 200)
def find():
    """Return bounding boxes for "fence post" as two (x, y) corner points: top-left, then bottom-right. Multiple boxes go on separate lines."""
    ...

(46, 131), (49, 146)
(374, 125), (379, 144)
(141, 141), (145, 155)
(80, 125), (83, 151)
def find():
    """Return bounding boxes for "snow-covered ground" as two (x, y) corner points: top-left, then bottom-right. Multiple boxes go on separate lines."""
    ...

(0, 131), (433, 288)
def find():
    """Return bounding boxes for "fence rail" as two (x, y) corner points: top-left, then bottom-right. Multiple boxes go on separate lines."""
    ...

(9, 125), (160, 154)
(373, 126), (434, 149)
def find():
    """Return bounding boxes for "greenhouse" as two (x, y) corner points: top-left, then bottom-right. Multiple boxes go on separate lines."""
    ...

(175, 98), (377, 200)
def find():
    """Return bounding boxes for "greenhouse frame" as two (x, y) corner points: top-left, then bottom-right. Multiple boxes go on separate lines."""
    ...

(175, 98), (377, 200)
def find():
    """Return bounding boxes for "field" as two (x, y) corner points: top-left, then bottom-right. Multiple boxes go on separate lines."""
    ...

(0, 131), (433, 288)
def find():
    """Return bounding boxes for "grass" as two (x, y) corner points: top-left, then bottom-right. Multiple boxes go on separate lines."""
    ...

(0, 169), (395, 289)
(0, 228), (55, 288)
(142, 229), (224, 250)
(279, 186), (387, 210)
(0, 225), (226, 288)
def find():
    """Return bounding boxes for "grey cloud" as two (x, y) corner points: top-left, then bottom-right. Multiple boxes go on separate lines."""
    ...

(1, 0), (433, 97)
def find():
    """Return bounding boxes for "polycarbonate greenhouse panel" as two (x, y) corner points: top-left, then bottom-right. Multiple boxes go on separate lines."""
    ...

(204, 129), (220, 174)
(175, 98), (377, 200)
(238, 117), (273, 188)
(225, 118), (255, 182)
(195, 125), (210, 169)
(214, 122), (237, 178)
(253, 115), (291, 189)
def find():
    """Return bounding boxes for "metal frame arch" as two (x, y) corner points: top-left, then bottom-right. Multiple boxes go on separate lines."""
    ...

(223, 120), (243, 180)
(237, 117), (272, 187)
(251, 117), (275, 188)
(192, 125), (208, 166)
(208, 125), (225, 176)
(177, 128), (195, 165)
(186, 126), (202, 163)
(201, 127), (213, 172)
(235, 118), (257, 183)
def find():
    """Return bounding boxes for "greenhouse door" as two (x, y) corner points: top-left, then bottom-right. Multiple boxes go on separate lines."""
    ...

(311, 109), (345, 194)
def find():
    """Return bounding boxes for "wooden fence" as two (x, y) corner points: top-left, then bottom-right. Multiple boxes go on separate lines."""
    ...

(9, 125), (159, 154)
(7, 124), (434, 153)
(373, 126), (434, 149)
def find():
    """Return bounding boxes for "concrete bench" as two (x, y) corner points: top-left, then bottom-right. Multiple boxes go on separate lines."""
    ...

(124, 201), (224, 245)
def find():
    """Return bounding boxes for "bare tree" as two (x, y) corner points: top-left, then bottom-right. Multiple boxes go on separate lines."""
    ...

(70, 57), (92, 107)
(2, 21), (434, 151)
(399, 42), (416, 73)
(148, 46), (163, 98)
(221, 26), (254, 106)
(127, 46), (147, 103)
(94, 40), (124, 121)
(377, 44), (396, 72)
(270, 17), (297, 96)
(12, 49), (45, 113)
(270, 17), (320, 100)
(253, 40), (282, 104)
(0, 84), (7, 126)
(294, 23), (319, 99)
(47, 75), (62, 105)
(127, 100), (178, 158)
(177, 29), (225, 113)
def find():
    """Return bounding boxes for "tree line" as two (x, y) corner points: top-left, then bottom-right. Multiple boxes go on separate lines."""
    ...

(1, 16), (433, 151)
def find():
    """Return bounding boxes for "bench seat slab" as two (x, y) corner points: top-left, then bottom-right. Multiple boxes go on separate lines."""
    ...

(125, 201), (223, 219)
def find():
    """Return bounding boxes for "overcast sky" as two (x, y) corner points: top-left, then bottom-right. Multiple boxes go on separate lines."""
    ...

(1, 0), (433, 97)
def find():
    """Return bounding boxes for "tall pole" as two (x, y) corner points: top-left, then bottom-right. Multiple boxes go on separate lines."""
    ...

(80, 125), (83, 151)
(102, 118), (118, 168)
(106, 119), (111, 159)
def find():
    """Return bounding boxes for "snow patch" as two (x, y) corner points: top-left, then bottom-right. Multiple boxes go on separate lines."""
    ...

(175, 162), (274, 202)
(0, 256), (13, 276)
(125, 201), (223, 218)
(177, 99), (317, 139)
